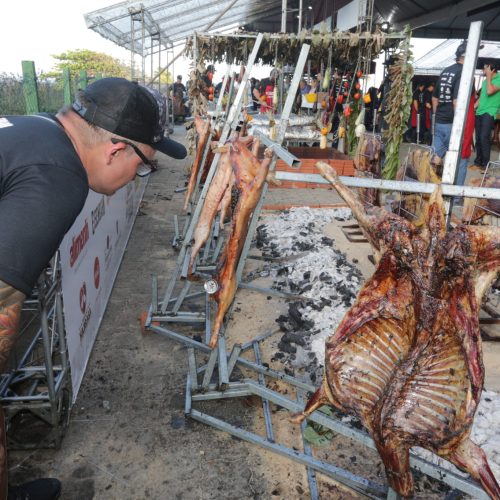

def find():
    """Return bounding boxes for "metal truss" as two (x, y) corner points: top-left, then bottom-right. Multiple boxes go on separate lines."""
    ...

(0, 253), (71, 450)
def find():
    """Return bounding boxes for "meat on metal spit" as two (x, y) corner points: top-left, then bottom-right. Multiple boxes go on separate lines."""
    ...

(187, 134), (258, 278)
(187, 145), (233, 278)
(293, 161), (500, 499)
(209, 139), (273, 347)
(183, 116), (212, 211)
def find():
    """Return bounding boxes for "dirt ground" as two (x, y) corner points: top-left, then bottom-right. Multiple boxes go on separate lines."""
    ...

(7, 129), (500, 499)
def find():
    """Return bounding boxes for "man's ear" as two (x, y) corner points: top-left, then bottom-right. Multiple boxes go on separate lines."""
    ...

(106, 140), (127, 165)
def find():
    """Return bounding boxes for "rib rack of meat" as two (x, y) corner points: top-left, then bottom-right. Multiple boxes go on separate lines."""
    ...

(294, 161), (500, 499)
(183, 115), (212, 211)
(209, 139), (272, 348)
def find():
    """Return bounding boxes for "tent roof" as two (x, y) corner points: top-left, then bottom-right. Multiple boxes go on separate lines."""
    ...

(248, 0), (500, 41)
(84, 0), (286, 55)
(84, 0), (500, 57)
(414, 39), (500, 75)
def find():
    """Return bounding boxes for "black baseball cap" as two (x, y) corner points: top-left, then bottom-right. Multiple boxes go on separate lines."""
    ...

(72, 77), (187, 159)
(455, 41), (467, 60)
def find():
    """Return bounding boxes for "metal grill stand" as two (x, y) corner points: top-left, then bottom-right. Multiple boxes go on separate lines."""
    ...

(146, 21), (499, 500)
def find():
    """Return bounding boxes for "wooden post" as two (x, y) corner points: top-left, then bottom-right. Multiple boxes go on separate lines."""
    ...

(78, 70), (88, 89)
(21, 61), (40, 114)
(63, 68), (72, 105)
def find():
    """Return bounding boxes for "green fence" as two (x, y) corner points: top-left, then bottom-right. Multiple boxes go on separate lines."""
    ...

(0, 61), (102, 116)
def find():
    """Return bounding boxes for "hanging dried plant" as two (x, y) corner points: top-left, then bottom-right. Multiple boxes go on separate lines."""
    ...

(382, 29), (413, 180)
(185, 29), (401, 68)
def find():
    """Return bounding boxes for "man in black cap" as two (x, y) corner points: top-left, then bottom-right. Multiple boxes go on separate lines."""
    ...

(0, 77), (186, 499)
(431, 41), (469, 184)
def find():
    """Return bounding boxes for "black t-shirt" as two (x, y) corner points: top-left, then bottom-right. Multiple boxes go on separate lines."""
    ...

(414, 89), (426, 113)
(433, 63), (462, 123)
(0, 114), (88, 295)
(173, 82), (185, 97)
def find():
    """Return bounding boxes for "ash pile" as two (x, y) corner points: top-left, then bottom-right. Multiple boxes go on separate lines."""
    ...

(254, 206), (362, 384)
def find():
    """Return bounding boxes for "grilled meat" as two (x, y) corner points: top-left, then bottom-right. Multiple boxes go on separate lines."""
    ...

(294, 161), (500, 499)
(209, 140), (272, 347)
(184, 116), (211, 211)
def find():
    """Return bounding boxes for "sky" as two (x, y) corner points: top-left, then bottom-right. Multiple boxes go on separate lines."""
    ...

(1, 1), (444, 86)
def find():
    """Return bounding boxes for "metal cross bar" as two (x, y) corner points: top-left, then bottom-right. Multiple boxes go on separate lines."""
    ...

(274, 172), (500, 200)
(442, 21), (483, 220)
(189, 409), (387, 498)
(235, 44), (311, 285)
(253, 341), (274, 442)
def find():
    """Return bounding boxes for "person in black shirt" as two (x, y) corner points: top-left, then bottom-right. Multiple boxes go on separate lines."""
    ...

(173, 75), (187, 124)
(432, 41), (472, 185)
(253, 69), (279, 113)
(411, 82), (426, 143)
(432, 43), (465, 156)
(0, 77), (186, 500)
(201, 65), (216, 101)
(423, 82), (435, 144)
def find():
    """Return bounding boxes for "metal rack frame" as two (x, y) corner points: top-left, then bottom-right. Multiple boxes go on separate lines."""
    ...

(146, 20), (499, 499)
(0, 253), (71, 450)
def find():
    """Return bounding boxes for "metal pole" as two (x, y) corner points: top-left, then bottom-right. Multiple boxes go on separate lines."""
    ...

(130, 14), (135, 81)
(298, 0), (303, 33)
(442, 21), (483, 218)
(416, 111), (420, 144)
(235, 44), (310, 284)
(274, 171), (500, 200)
(281, 0), (287, 32)
(150, 37), (154, 83)
(148, 0), (242, 85)
(158, 34), (162, 91)
(141, 8), (146, 84)
(165, 45), (170, 133)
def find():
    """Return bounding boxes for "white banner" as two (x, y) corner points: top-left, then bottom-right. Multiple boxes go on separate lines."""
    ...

(59, 177), (147, 400)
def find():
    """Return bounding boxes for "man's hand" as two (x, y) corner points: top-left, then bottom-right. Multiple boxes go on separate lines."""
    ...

(0, 281), (25, 373)
(484, 65), (500, 96)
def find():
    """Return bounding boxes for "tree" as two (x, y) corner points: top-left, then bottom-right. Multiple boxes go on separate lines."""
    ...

(41, 49), (130, 81)
(152, 69), (173, 85)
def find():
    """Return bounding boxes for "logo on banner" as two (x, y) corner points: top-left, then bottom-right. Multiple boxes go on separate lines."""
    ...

(91, 197), (106, 234)
(70, 219), (90, 267)
(94, 257), (100, 289)
(79, 283), (87, 313)
(78, 282), (92, 338)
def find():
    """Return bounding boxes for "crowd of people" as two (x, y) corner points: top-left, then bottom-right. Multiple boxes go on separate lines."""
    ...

(173, 42), (500, 186)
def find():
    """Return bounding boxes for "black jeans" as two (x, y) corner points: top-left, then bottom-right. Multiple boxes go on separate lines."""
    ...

(475, 113), (495, 167)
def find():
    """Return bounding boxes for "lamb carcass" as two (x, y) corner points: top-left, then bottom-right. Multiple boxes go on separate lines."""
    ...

(187, 146), (233, 278)
(294, 161), (500, 499)
(184, 116), (212, 211)
(209, 140), (272, 348)
(187, 135), (261, 278)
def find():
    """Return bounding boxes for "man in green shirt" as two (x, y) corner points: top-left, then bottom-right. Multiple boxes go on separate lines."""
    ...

(474, 61), (500, 170)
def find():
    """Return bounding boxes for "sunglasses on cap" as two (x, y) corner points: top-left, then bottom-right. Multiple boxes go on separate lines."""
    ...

(110, 138), (158, 177)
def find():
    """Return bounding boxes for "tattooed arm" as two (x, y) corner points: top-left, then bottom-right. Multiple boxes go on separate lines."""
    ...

(0, 281), (25, 498)
(0, 281), (25, 373)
